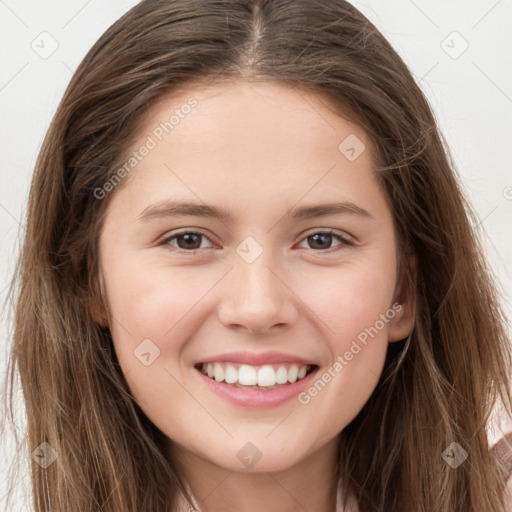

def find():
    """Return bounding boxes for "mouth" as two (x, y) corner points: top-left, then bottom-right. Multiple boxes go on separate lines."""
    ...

(193, 361), (319, 390)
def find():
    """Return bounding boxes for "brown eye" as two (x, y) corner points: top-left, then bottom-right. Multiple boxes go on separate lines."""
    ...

(307, 233), (334, 250)
(298, 230), (354, 251)
(175, 233), (203, 250)
(158, 229), (354, 254)
(159, 231), (213, 252)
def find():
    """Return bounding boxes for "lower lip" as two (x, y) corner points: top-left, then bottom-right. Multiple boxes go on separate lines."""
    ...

(195, 366), (319, 408)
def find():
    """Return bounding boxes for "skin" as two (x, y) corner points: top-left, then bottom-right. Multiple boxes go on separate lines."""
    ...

(95, 80), (415, 512)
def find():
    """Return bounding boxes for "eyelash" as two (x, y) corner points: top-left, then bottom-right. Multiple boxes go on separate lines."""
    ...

(156, 228), (355, 254)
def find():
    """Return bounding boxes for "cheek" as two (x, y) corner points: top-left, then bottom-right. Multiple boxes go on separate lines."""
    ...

(101, 263), (207, 414)
(292, 262), (396, 424)
(301, 259), (396, 344)
(105, 259), (207, 335)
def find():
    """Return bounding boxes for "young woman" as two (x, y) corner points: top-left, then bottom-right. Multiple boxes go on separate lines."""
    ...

(3, 0), (512, 510)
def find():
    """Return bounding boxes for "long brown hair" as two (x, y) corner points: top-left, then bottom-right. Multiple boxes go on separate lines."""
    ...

(3, 0), (512, 510)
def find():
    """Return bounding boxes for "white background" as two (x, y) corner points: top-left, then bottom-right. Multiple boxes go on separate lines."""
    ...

(1, 1), (511, 509)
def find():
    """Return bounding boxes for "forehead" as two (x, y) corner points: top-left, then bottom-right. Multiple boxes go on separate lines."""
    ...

(105, 80), (387, 224)
(134, 79), (375, 162)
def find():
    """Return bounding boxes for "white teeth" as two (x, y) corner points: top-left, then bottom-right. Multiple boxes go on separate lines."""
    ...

(213, 362), (224, 382)
(276, 366), (288, 384)
(224, 365), (238, 384)
(199, 362), (313, 388)
(297, 365), (307, 379)
(238, 365), (257, 385)
(257, 365), (276, 387)
(287, 365), (298, 383)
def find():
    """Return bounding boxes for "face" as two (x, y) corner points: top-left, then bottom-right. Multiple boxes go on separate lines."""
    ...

(95, 80), (414, 475)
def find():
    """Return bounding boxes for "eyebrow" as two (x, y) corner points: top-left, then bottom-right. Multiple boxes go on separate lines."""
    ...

(137, 200), (373, 223)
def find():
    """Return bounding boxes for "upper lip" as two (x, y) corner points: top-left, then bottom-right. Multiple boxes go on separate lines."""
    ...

(195, 351), (317, 367)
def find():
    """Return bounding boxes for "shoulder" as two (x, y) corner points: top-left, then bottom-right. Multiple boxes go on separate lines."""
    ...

(490, 432), (512, 511)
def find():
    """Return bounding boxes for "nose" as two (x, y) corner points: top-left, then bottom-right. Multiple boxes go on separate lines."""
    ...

(216, 252), (299, 334)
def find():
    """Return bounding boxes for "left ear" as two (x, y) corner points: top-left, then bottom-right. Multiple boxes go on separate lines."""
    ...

(387, 253), (416, 343)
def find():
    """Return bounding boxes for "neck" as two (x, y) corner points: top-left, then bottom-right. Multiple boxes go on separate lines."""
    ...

(171, 437), (341, 512)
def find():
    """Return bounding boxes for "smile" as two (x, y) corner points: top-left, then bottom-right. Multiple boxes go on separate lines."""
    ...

(194, 361), (320, 408)
(196, 362), (316, 389)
